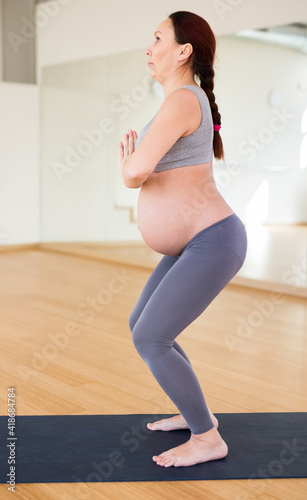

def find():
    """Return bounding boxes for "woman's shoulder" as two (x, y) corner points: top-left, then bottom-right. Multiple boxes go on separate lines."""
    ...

(168, 84), (203, 100)
(162, 85), (202, 117)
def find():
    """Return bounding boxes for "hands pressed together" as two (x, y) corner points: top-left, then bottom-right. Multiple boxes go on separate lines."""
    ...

(118, 129), (138, 176)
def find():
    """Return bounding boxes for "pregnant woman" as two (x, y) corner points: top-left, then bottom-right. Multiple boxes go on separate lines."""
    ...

(118, 11), (247, 468)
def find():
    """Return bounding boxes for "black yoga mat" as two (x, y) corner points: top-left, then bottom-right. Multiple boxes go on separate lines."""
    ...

(0, 413), (306, 483)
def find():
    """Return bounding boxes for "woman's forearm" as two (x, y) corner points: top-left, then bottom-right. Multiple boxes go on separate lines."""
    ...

(120, 154), (144, 188)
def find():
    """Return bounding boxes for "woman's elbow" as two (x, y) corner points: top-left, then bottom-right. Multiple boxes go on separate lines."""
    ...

(123, 173), (144, 189)
(123, 166), (148, 188)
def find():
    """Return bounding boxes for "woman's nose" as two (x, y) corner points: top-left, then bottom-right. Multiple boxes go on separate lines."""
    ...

(146, 46), (152, 56)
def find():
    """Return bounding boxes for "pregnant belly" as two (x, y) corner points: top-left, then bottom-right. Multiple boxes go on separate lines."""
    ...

(137, 166), (233, 256)
(137, 203), (189, 256)
(137, 194), (188, 256)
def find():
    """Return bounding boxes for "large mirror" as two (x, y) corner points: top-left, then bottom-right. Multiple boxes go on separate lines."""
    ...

(40, 23), (307, 294)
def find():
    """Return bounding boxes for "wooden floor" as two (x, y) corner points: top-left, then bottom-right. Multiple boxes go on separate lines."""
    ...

(0, 249), (306, 499)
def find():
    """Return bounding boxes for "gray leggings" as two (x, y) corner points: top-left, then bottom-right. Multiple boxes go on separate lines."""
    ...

(129, 213), (247, 435)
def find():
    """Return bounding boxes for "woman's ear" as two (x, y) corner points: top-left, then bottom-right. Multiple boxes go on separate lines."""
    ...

(178, 43), (193, 61)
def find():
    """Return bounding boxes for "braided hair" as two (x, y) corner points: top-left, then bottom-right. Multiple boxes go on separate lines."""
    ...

(169, 11), (224, 160)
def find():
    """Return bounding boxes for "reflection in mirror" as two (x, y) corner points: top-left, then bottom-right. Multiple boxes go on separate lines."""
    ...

(40, 23), (307, 295)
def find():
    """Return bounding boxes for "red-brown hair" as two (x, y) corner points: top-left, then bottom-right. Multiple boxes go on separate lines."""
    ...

(169, 11), (224, 160)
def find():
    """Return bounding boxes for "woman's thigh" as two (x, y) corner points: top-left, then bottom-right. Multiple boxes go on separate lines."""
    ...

(129, 254), (178, 332)
(132, 216), (247, 351)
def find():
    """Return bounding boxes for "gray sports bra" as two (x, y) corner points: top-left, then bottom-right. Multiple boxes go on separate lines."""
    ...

(134, 84), (214, 173)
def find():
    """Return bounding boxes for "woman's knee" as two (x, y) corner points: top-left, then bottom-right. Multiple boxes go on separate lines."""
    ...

(128, 307), (139, 333)
(131, 324), (149, 358)
(132, 322), (171, 360)
(128, 313), (135, 333)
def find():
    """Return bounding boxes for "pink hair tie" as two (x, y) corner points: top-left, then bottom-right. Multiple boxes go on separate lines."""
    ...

(214, 125), (221, 131)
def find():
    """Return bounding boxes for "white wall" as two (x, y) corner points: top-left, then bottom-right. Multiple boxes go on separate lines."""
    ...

(40, 50), (159, 242)
(0, 0), (38, 247)
(40, 85), (144, 242)
(40, 35), (307, 246)
(1, 0), (307, 246)
(0, 82), (40, 245)
(214, 35), (307, 224)
(36, 0), (307, 80)
(0, 0), (3, 81)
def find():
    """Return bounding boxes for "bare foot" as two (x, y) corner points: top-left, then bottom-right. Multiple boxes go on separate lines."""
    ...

(152, 427), (228, 467)
(147, 408), (218, 432)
